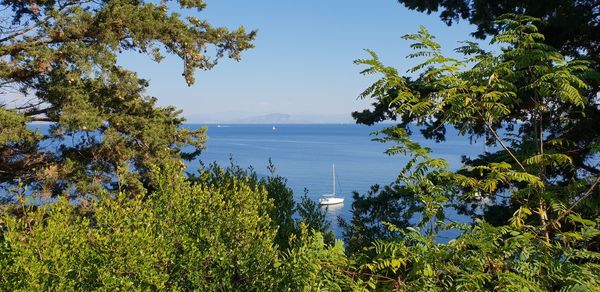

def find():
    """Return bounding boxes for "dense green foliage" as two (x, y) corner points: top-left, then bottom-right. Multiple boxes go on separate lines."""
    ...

(351, 221), (600, 290)
(0, 0), (255, 197)
(1, 165), (276, 290)
(339, 184), (413, 254)
(0, 164), (350, 290)
(347, 14), (600, 239)
(190, 159), (333, 250)
(342, 15), (600, 289)
(395, 0), (600, 72)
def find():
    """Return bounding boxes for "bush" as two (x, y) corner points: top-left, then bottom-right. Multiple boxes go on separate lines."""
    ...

(0, 166), (278, 290)
(351, 221), (600, 290)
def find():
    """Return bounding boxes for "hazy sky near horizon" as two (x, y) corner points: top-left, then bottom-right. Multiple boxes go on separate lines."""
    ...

(120, 1), (483, 122)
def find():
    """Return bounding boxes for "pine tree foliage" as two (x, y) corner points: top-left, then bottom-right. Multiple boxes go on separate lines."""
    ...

(0, 1), (256, 197)
(296, 188), (336, 245)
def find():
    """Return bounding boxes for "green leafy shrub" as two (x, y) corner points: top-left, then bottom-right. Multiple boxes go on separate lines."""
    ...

(0, 165), (278, 290)
(274, 224), (351, 291)
(350, 221), (600, 290)
(192, 159), (334, 250)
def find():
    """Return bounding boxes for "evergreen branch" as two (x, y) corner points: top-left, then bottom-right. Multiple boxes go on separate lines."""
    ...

(0, 14), (54, 43)
(23, 107), (51, 117)
(0, 0), (77, 43)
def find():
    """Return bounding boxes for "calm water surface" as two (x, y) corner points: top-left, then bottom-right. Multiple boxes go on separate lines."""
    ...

(187, 124), (485, 238)
(26, 123), (485, 238)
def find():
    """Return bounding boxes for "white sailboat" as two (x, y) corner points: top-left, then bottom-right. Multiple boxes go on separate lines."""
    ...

(319, 164), (344, 205)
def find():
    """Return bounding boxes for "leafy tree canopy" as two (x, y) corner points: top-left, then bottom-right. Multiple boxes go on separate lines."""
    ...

(396, 0), (600, 67)
(342, 15), (600, 290)
(345, 14), (600, 252)
(350, 2), (600, 176)
(0, 0), (255, 198)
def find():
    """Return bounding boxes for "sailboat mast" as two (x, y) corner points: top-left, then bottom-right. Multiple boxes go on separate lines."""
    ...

(332, 164), (336, 195)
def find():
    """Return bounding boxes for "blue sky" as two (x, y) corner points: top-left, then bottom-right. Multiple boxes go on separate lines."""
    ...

(120, 1), (483, 123)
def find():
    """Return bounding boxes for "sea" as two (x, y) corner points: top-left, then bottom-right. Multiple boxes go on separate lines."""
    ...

(23, 123), (486, 239)
(189, 124), (486, 239)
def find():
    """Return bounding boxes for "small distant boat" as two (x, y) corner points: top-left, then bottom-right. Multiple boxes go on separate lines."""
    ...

(319, 164), (344, 205)
(272, 126), (276, 130)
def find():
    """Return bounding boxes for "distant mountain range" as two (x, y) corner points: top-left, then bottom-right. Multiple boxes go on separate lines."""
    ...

(185, 112), (354, 124)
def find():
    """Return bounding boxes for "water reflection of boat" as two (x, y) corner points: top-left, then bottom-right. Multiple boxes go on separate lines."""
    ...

(322, 202), (344, 212)
(319, 164), (344, 205)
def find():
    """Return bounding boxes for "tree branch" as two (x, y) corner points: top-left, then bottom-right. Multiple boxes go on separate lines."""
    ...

(0, 0), (81, 44)
(486, 123), (527, 172)
(0, 14), (54, 43)
(22, 106), (52, 117)
(554, 176), (600, 223)
(29, 117), (53, 122)
(581, 163), (600, 175)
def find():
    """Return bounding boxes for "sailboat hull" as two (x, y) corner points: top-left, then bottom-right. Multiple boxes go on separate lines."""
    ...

(319, 197), (344, 205)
